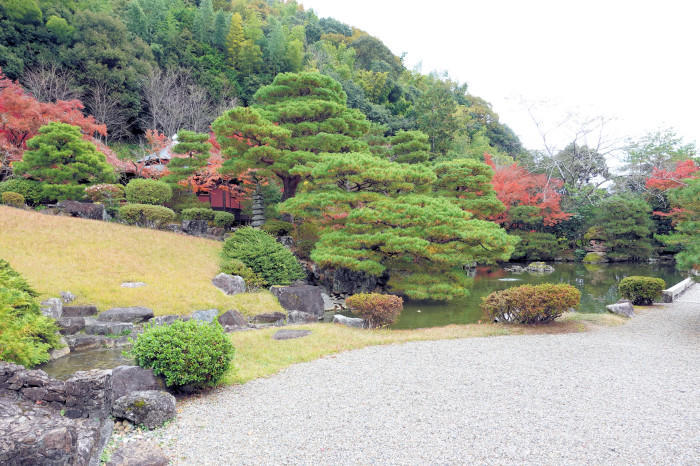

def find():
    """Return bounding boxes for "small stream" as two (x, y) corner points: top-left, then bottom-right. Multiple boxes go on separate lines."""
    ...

(40, 347), (133, 380)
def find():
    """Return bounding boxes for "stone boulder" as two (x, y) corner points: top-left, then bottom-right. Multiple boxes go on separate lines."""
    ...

(526, 262), (555, 273)
(58, 316), (86, 335)
(191, 309), (219, 323)
(212, 273), (246, 296)
(606, 300), (635, 318)
(326, 267), (381, 295)
(49, 337), (71, 360)
(504, 265), (525, 273)
(85, 320), (134, 336)
(40, 298), (63, 320)
(287, 310), (318, 324)
(98, 307), (154, 323)
(112, 391), (176, 429)
(273, 329), (311, 340)
(218, 309), (249, 328)
(332, 314), (365, 328)
(252, 312), (286, 324)
(57, 200), (105, 220)
(60, 291), (76, 303)
(182, 219), (208, 235)
(270, 285), (325, 317)
(107, 440), (169, 466)
(112, 366), (165, 401)
(148, 315), (184, 326)
(62, 305), (98, 317)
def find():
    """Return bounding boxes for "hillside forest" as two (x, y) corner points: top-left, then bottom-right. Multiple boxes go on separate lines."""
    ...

(1, 0), (698, 300)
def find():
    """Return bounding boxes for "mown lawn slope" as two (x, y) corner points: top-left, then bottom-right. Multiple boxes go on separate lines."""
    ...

(0, 206), (281, 316)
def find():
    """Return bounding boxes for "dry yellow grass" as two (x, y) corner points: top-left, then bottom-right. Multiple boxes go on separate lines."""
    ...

(224, 312), (624, 385)
(0, 206), (281, 316)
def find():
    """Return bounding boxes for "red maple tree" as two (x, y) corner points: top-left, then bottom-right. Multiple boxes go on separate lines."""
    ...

(484, 153), (571, 227)
(645, 159), (699, 191)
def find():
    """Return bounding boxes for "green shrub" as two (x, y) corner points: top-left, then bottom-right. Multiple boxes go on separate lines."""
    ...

(119, 203), (176, 228)
(1, 192), (25, 207)
(219, 258), (266, 289)
(221, 227), (305, 286)
(125, 179), (173, 205)
(618, 276), (665, 305)
(510, 231), (562, 261)
(0, 179), (43, 205)
(130, 319), (234, 389)
(213, 211), (236, 228)
(84, 183), (125, 204)
(181, 207), (215, 221)
(261, 219), (293, 236)
(481, 283), (581, 324)
(346, 293), (403, 328)
(291, 222), (320, 259)
(0, 260), (61, 367)
(583, 252), (605, 263)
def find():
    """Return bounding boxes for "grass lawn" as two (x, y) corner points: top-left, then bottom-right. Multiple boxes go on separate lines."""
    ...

(224, 312), (625, 385)
(0, 206), (281, 316)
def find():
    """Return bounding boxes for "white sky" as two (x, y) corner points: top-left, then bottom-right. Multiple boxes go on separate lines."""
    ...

(300, 0), (699, 154)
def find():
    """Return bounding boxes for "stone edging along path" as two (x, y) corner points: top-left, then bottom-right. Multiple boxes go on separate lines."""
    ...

(112, 284), (699, 465)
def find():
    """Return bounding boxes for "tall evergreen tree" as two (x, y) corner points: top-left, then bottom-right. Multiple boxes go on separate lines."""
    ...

(226, 13), (245, 66)
(213, 11), (229, 51)
(594, 196), (654, 261)
(390, 130), (430, 163)
(163, 130), (212, 185)
(432, 159), (505, 219)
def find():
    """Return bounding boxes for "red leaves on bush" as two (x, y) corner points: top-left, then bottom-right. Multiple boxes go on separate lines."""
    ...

(481, 283), (580, 324)
(345, 293), (404, 328)
(646, 159), (699, 191)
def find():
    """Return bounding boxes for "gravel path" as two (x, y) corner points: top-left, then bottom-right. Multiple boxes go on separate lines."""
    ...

(134, 286), (699, 465)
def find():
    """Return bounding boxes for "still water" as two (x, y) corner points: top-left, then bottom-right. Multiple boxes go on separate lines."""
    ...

(393, 262), (684, 329)
(41, 347), (133, 380)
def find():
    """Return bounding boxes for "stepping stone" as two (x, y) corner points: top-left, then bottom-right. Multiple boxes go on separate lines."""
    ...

(273, 329), (311, 340)
(85, 320), (134, 336)
(252, 312), (286, 324)
(121, 282), (146, 288)
(98, 307), (153, 323)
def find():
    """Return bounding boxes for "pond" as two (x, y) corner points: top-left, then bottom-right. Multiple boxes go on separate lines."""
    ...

(40, 347), (133, 380)
(393, 262), (684, 329)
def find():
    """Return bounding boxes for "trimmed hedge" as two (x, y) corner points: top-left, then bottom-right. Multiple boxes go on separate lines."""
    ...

(1, 192), (25, 207)
(0, 260), (61, 367)
(131, 319), (234, 389)
(125, 179), (173, 205)
(221, 227), (305, 286)
(618, 276), (665, 305)
(0, 178), (43, 205)
(219, 258), (266, 289)
(84, 183), (125, 204)
(213, 211), (236, 228)
(346, 293), (403, 328)
(181, 207), (215, 221)
(119, 203), (176, 228)
(261, 219), (293, 236)
(481, 283), (581, 324)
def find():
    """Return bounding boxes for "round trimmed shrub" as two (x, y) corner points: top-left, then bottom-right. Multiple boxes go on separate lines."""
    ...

(618, 276), (665, 305)
(219, 258), (266, 289)
(481, 283), (581, 324)
(583, 252), (606, 263)
(0, 179), (42, 205)
(119, 203), (176, 228)
(130, 319), (234, 389)
(221, 227), (305, 286)
(125, 178), (173, 205)
(84, 183), (125, 204)
(261, 219), (293, 236)
(181, 207), (215, 221)
(213, 211), (236, 228)
(1, 191), (25, 207)
(346, 293), (403, 328)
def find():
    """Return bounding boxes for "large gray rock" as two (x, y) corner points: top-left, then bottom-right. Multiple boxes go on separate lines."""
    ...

(40, 298), (63, 320)
(98, 307), (153, 323)
(526, 262), (555, 273)
(66, 334), (131, 352)
(212, 273), (246, 295)
(49, 336), (70, 360)
(62, 305), (98, 317)
(85, 320), (134, 336)
(270, 285), (325, 317)
(327, 268), (381, 295)
(112, 366), (165, 401)
(191, 309), (219, 323)
(112, 391), (176, 429)
(107, 440), (169, 466)
(332, 314), (365, 328)
(273, 329), (311, 340)
(58, 316), (85, 335)
(252, 312), (286, 324)
(182, 219), (208, 235)
(287, 310), (318, 324)
(148, 315), (184, 326)
(60, 291), (76, 303)
(606, 300), (635, 318)
(218, 309), (249, 328)
(57, 200), (105, 220)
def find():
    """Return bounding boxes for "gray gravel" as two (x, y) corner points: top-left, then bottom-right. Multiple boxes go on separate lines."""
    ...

(127, 285), (700, 465)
